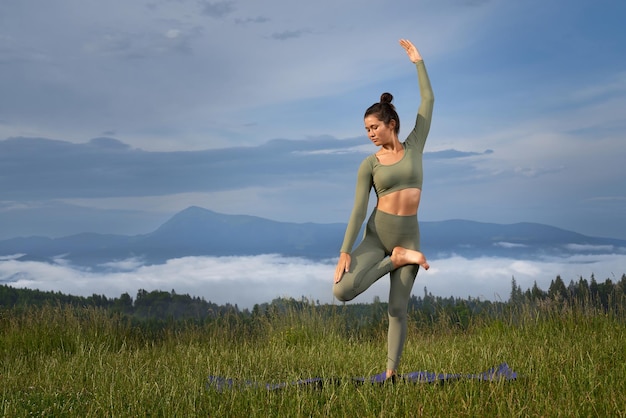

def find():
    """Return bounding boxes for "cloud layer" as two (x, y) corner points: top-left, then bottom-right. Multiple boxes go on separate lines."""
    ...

(2, 253), (625, 309)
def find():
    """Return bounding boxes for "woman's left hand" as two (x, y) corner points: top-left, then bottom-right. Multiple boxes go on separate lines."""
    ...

(399, 39), (422, 63)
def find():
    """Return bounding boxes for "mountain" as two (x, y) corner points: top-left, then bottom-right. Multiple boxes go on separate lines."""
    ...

(0, 206), (624, 268)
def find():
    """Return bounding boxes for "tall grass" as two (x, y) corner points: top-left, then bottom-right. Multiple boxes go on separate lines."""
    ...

(1, 300), (625, 417)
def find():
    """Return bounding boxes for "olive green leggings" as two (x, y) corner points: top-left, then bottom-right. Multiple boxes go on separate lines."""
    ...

(333, 209), (420, 371)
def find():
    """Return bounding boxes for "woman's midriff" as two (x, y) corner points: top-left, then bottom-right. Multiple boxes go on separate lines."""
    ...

(376, 188), (421, 216)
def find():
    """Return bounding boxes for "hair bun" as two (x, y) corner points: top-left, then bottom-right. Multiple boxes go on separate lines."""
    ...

(380, 92), (393, 104)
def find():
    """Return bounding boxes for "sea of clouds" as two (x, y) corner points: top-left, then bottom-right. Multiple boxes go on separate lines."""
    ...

(2, 252), (625, 309)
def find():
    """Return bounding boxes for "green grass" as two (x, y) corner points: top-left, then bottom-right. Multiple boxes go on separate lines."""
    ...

(1, 302), (625, 417)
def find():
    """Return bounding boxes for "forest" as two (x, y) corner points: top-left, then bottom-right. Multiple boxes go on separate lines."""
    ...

(3, 272), (626, 416)
(2, 272), (625, 332)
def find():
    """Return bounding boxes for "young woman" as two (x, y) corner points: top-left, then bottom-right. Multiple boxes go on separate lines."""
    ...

(333, 39), (434, 380)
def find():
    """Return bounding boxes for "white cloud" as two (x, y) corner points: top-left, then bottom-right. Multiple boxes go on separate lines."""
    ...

(165, 29), (181, 39)
(2, 253), (625, 309)
(564, 244), (615, 252)
(0, 254), (24, 261)
(98, 257), (147, 272)
(494, 242), (528, 249)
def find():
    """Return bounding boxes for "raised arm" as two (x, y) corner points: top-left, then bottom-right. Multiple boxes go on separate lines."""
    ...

(400, 39), (434, 151)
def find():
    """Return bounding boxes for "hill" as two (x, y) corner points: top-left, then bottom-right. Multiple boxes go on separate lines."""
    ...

(0, 206), (624, 268)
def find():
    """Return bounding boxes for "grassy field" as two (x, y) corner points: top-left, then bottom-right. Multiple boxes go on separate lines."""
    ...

(1, 302), (625, 417)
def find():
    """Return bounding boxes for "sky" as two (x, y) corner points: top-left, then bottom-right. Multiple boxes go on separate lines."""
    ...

(1, 0), (626, 306)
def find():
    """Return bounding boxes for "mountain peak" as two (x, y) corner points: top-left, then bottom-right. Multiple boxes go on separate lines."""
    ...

(1, 208), (625, 268)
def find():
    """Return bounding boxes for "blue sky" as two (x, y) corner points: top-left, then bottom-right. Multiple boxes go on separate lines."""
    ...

(1, 0), (625, 305)
(2, 0), (625, 239)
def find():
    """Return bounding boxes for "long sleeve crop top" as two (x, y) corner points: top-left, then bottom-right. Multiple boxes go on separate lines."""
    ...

(339, 60), (434, 254)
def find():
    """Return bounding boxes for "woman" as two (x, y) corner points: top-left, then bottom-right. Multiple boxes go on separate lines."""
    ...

(333, 39), (434, 380)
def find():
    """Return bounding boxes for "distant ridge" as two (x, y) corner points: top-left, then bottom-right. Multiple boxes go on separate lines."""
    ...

(139, 206), (344, 260)
(0, 206), (624, 268)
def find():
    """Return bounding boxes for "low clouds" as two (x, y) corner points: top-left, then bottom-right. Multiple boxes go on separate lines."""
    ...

(2, 253), (624, 309)
(0, 135), (535, 202)
(0, 136), (364, 200)
(0, 254), (335, 308)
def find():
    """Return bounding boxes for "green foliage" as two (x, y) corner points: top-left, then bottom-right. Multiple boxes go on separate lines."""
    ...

(3, 272), (625, 330)
(1, 297), (625, 416)
(1, 274), (626, 416)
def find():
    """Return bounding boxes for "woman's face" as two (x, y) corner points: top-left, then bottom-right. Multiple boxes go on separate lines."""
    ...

(364, 115), (396, 146)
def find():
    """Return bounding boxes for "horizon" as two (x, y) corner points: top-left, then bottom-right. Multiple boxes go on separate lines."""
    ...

(2, 204), (626, 242)
(2, 207), (625, 310)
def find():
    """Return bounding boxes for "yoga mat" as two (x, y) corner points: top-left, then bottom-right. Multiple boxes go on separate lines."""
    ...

(207, 362), (517, 391)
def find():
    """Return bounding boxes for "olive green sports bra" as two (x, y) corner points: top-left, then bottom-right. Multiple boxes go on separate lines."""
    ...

(365, 139), (423, 197)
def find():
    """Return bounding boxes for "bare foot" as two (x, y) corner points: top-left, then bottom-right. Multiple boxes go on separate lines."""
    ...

(385, 369), (398, 383)
(390, 246), (430, 270)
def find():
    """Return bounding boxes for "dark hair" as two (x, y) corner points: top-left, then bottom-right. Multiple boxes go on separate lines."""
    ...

(364, 92), (400, 135)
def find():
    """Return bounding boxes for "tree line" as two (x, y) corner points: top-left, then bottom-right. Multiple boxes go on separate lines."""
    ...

(2, 272), (625, 331)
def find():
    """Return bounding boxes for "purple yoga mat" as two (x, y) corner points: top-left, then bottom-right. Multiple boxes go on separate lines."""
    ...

(207, 362), (517, 391)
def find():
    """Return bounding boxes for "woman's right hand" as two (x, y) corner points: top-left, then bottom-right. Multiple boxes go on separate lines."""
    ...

(334, 252), (351, 283)
(399, 39), (422, 63)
